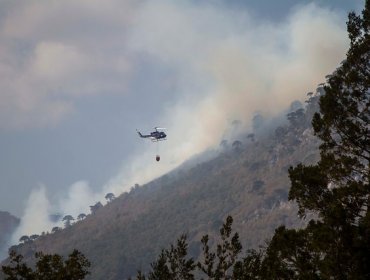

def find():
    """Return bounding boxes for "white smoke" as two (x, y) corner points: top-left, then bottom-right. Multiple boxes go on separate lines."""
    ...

(104, 1), (349, 189)
(7, 0), (350, 250)
(11, 186), (53, 243)
(10, 182), (100, 245)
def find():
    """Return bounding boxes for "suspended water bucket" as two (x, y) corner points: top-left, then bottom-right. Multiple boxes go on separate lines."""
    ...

(156, 155), (160, 161)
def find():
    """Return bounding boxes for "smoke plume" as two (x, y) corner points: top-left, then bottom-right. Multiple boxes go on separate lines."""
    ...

(7, 0), (349, 251)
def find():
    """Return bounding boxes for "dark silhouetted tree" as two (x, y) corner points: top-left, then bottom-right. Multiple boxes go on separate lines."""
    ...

(62, 215), (74, 228)
(77, 213), (86, 221)
(142, 234), (195, 280)
(247, 133), (255, 142)
(90, 202), (103, 214)
(30, 234), (39, 241)
(287, 108), (305, 129)
(198, 216), (242, 279)
(232, 249), (263, 280)
(105, 193), (116, 203)
(232, 140), (242, 151)
(136, 217), (247, 279)
(2, 249), (90, 280)
(51, 227), (61, 234)
(19, 235), (29, 244)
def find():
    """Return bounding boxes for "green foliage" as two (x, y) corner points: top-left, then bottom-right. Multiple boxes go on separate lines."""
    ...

(262, 225), (320, 279)
(290, 0), (370, 226)
(264, 1), (370, 278)
(232, 249), (263, 280)
(137, 216), (249, 280)
(2, 249), (90, 280)
(198, 216), (242, 279)
(144, 234), (195, 280)
(1, 251), (34, 280)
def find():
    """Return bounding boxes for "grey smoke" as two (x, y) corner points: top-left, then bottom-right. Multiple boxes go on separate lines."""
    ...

(4, 0), (350, 255)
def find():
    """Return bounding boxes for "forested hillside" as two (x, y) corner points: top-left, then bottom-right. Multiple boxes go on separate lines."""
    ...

(2, 92), (321, 279)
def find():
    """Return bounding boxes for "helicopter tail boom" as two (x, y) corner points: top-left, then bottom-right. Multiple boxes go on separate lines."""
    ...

(136, 130), (147, 138)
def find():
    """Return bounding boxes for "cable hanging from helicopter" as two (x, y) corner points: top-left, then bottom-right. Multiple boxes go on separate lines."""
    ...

(136, 127), (167, 161)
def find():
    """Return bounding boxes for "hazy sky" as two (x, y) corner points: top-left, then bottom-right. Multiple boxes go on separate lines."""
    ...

(0, 0), (364, 242)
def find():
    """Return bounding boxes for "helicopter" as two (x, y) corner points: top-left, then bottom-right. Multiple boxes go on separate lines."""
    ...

(136, 127), (167, 142)
(136, 127), (167, 161)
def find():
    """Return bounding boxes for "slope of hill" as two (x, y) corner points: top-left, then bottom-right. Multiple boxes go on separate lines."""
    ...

(4, 95), (321, 279)
(0, 211), (19, 256)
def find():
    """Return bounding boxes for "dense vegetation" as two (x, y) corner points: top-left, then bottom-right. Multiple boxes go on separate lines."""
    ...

(1, 249), (90, 280)
(134, 2), (370, 279)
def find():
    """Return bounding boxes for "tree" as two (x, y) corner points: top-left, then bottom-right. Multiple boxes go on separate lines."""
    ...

(287, 108), (305, 130)
(77, 213), (86, 221)
(105, 193), (116, 203)
(135, 271), (147, 280)
(197, 216), (242, 279)
(30, 234), (40, 241)
(62, 215), (74, 228)
(274, 126), (287, 143)
(90, 202), (103, 214)
(142, 234), (195, 280)
(289, 0), (370, 229)
(19, 235), (29, 244)
(232, 249), (263, 280)
(1, 251), (33, 279)
(136, 217), (245, 279)
(247, 133), (255, 142)
(51, 227), (61, 234)
(252, 113), (264, 132)
(2, 249), (90, 280)
(232, 140), (242, 151)
(263, 2), (370, 278)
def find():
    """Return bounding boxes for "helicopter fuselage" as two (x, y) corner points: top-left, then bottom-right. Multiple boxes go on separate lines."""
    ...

(137, 129), (166, 141)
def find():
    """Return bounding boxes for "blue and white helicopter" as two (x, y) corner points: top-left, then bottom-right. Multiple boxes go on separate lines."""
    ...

(136, 127), (167, 142)
(136, 127), (167, 161)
